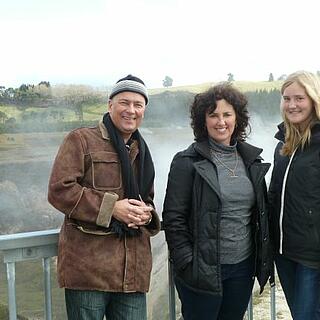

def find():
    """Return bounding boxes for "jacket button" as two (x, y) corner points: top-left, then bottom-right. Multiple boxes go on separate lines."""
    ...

(263, 237), (267, 241)
(261, 211), (265, 216)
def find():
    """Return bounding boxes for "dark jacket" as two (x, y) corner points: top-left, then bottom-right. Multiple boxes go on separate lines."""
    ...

(269, 122), (320, 264)
(163, 140), (271, 295)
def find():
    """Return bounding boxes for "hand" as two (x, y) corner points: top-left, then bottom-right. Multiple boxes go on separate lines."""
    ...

(112, 198), (153, 229)
(127, 198), (153, 228)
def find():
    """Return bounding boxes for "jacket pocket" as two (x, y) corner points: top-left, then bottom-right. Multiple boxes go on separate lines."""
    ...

(198, 210), (218, 265)
(175, 260), (195, 288)
(90, 151), (122, 190)
(308, 209), (320, 247)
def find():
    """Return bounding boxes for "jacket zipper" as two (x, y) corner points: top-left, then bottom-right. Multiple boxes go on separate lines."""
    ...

(279, 148), (297, 254)
(253, 220), (259, 279)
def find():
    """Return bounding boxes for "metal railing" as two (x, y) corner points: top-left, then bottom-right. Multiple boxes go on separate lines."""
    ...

(0, 229), (276, 320)
(0, 229), (59, 320)
(167, 254), (276, 320)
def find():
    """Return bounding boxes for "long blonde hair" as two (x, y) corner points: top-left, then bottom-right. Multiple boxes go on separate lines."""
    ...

(281, 70), (320, 156)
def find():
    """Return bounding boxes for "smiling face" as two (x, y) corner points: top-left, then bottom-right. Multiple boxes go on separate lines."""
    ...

(282, 81), (314, 131)
(108, 91), (146, 142)
(206, 99), (236, 146)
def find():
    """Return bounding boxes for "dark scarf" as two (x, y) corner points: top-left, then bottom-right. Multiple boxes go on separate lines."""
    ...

(103, 113), (155, 237)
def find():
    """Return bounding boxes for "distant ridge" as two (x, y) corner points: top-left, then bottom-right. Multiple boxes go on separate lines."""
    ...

(149, 80), (282, 94)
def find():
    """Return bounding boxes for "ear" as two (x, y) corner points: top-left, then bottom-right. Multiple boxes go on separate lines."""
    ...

(108, 99), (113, 112)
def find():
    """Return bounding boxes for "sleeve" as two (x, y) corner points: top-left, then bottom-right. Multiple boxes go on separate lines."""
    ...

(143, 186), (161, 236)
(267, 143), (283, 254)
(162, 152), (194, 271)
(47, 130), (118, 227)
(267, 143), (282, 219)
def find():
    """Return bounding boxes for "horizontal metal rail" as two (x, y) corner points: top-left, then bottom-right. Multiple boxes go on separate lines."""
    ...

(0, 229), (276, 320)
(0, 229), (59, 320)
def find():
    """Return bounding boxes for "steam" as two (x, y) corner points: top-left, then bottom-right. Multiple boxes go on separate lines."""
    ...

(0, 107), (281, 319)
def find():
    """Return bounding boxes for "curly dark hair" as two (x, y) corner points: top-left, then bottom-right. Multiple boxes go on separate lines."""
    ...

(190, 82), (250, 142)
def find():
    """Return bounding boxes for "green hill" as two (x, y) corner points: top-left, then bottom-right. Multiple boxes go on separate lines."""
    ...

(149, 80), (282, 94)
(0, 80), (282, 134)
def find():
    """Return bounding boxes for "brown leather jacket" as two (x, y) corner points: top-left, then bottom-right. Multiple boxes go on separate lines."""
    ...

(48, 120), (161, 292)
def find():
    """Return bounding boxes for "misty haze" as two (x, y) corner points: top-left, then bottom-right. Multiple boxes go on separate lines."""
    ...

(0, 84), (290, 319)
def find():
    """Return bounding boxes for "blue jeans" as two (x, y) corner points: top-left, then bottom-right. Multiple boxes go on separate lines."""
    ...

(175, 255), (255, 320)
(65, 289), (146, 320)
(275, 254), (320, 320)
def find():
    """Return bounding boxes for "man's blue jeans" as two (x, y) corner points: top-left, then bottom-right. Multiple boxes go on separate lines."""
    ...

(275, 254), (320, 320)
(65, 289), (146, 320)
(175, 255), (255, 320)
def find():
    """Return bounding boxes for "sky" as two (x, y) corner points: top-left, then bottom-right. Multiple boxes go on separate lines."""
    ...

(1, 0), (319, 89)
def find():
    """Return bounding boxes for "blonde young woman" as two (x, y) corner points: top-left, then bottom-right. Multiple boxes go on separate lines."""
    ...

(269, 71), (320, 319)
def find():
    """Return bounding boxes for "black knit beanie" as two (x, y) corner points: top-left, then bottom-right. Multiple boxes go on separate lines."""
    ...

(109, 74), (148, 105)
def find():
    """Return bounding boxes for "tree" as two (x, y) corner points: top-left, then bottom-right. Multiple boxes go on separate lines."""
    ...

(52, 85), (105, 121)
(34, 81), (52, 101)
(4, 87), (15, 99)
(268, 73), (274, 82)
(0, 86), (5, 105)
(38, 81), (51, 88)
(0, 111), (8, 124)
(19, 84), (30, 92)
(162, 76), (173, 88)
(227, 73), (234, 82)
(278, 74), (287, 81)
(15, 84), (40, 107)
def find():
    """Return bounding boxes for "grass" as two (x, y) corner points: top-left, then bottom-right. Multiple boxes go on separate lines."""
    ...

(0, 105), (23, 119)
(0, 303), (28, 320)
(0, 303), (9, 320)
(0, 80), (282, 126)
(250, 277), (291, 320)
(82, 104), (106, 120)
(0, 255), (67, 319)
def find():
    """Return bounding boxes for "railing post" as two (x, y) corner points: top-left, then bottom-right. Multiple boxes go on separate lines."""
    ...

(6, 262), (17, 320)
(0, 229), (59, 320)
(270, 285), (276, 320)
(43, 257), (52, 320)
(247, 295), (253, 320)
(0, 229), (282, 320)
(168, 253), (176, 320)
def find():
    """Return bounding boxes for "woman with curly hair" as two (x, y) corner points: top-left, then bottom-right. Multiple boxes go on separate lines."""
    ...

(163, 83), (272, 320)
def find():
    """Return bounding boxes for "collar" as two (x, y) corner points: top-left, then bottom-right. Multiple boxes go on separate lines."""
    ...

(275, 121), (320, 143)
(98, 119), (139, 155)
(237, 141), (264, 166)
(193, 139), (263, 166)
(99, 120), (110, 140)
(274, 122), (285, 142)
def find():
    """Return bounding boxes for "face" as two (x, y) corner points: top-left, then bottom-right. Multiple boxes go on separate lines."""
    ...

(206, 99), (236, 146)
(282, 82), (314, 131)
(108, 91), (146, 141)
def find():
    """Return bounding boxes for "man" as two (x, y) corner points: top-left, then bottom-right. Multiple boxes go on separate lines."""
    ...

(48, 75), (160, 320)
